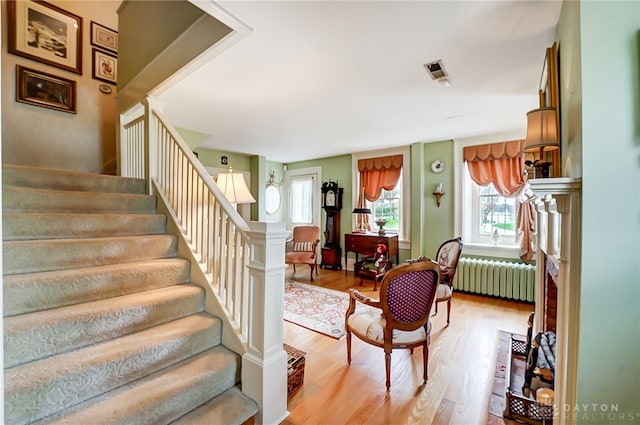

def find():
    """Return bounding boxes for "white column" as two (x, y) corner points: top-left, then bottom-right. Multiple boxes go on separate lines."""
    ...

(242, 221), (289, 425)
(144, 96), (164, 194)
(533, 198), (547, 333)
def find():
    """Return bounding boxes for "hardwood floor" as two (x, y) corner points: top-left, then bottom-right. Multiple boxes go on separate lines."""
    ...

(281, 265), (532, 425)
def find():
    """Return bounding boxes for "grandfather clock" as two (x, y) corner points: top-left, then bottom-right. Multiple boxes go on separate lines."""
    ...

(321, 181), (343, 270)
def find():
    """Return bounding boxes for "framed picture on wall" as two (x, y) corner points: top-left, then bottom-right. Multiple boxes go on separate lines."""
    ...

(90, 21), (117, 54)
(7, 0), (83, 74)
(16, 65), (77, 114)
(92, 48), (117, 85)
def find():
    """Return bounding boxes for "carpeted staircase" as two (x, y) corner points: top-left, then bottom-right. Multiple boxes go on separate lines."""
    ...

(3, 164), (258, 425)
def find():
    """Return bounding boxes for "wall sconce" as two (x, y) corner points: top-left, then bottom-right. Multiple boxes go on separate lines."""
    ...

(524, 107), (559, 178)
(432, 182), (444, 207)
(267, 170), (282, 187)
(215, 167), (256, 204)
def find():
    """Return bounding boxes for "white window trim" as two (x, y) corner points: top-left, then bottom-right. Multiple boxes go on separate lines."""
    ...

(284, 166), (322, 231)
(453, 132), (524, 260)
(351, 147), (410, 250)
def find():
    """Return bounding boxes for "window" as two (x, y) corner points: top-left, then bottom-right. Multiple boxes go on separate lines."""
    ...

(368, 173), (401, 232)
(285, 167), (321, 230)
(352, 148), (410, 246)
(461, 162), (519, 251)
(289, 177), (313, 224)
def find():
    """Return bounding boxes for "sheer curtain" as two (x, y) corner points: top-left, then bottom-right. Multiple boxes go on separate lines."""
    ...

(289, 176), (314, 225)
(463, 140), (535, 263)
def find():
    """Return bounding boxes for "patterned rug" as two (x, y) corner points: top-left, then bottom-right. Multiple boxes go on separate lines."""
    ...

(284, 281), (351, 339)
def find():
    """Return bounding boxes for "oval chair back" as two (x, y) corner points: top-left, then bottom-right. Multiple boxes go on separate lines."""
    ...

(345, 258), (441, 391)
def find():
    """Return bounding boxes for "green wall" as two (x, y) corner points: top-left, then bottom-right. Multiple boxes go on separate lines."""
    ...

(561, 1), (640, 420)
(194, 147), (252, 171)
(421, 140), (455, 257)
(176, 127), (211, 151)
(288, 155), (353, 252)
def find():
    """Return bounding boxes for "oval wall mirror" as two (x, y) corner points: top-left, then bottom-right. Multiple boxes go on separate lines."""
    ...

(265, 184), (281, 215)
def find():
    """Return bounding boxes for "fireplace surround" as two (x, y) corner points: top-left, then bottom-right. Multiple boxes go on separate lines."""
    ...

(529, 177), (581, 425)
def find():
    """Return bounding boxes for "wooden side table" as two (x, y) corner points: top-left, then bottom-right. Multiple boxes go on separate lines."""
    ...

(344, 232), (399, 274)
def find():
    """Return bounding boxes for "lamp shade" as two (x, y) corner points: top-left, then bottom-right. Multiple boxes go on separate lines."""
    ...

(524, 107), (559, 152)
(216, 169), (256, 204)
(352, 208), (372, 214)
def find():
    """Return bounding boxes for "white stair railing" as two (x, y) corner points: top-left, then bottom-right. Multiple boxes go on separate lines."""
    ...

(119, 98), (288, 425)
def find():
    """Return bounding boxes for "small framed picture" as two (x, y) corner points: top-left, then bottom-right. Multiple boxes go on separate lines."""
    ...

(90, 21), (117, 54)
(16, 65), (76, 114)
(92, 48), (117, 85)
(7, 0), (83, 74)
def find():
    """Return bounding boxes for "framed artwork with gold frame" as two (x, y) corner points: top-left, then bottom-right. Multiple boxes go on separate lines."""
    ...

(16, 65), (77, 114)
(538, 42), (561, 178)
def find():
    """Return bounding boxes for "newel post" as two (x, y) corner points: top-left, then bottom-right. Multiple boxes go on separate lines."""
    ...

(143, 96), (163, 194)
(242, 221), (289, 425)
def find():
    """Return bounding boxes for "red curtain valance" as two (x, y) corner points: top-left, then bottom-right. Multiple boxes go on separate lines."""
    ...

(358, 155), (402, 202)
(463, 140), (525, 162)
(358, 154), (403, 172)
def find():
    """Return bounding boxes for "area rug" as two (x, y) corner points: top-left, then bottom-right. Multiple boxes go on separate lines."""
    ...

(488, 330), (528, 424)
(284, 281), (352, 339)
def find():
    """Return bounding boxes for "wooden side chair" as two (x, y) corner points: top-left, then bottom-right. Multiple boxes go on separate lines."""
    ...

(355, 243), (391, 291)
(345, 258), (441, 391)
(285, 225), (321, 281)
(431, 237), (463, 326)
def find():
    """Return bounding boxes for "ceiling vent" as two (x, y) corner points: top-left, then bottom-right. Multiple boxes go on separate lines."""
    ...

(424, 60), (450, 86)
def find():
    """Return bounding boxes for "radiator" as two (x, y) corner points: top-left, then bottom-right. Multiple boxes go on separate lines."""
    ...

(453, 257), (536, 302)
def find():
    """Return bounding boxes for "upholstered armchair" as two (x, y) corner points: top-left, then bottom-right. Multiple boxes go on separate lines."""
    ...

(355, 243), (391, 291)
(345, 258), (441, 391)
(432, 237), (463, 325)
(285, 225), (321, 281)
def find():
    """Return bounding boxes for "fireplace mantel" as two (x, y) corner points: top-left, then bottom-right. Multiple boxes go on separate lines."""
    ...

(529, 177), (581, 425)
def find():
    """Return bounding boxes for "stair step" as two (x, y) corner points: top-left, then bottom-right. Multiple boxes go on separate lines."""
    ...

(5, 284), (205, 368)
(3, 212), (167, 240)
(171, 386), (259, 425)
(32, 348), (244, 425)
(3, 235), (178, 275)
(3, 164), (147, 194)
(5, 313), (222, 424)
(3, 186), (157, 214)
(4, 258), (191, 317)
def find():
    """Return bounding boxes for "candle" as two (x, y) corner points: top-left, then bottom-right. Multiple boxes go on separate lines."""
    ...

(536, 388), (554, 406)
(436, 182), (443, 193)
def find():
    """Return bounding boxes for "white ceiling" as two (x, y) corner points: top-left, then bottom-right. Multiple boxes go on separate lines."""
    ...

(159, 0), (562, 164)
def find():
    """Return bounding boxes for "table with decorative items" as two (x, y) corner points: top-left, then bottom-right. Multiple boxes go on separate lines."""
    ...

(344, 232), (399, 274)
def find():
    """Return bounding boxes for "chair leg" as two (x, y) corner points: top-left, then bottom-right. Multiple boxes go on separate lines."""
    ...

(385, 350), (392, 391)
(446, 298), (452, 325)
(346, 330), (352, 364)
(422, 342), (429, 383)
(309, 264), (315, 281)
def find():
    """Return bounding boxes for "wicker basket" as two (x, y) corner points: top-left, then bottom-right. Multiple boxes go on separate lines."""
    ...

(503, 334), (554, 424)
(284, 343), (306, 397)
